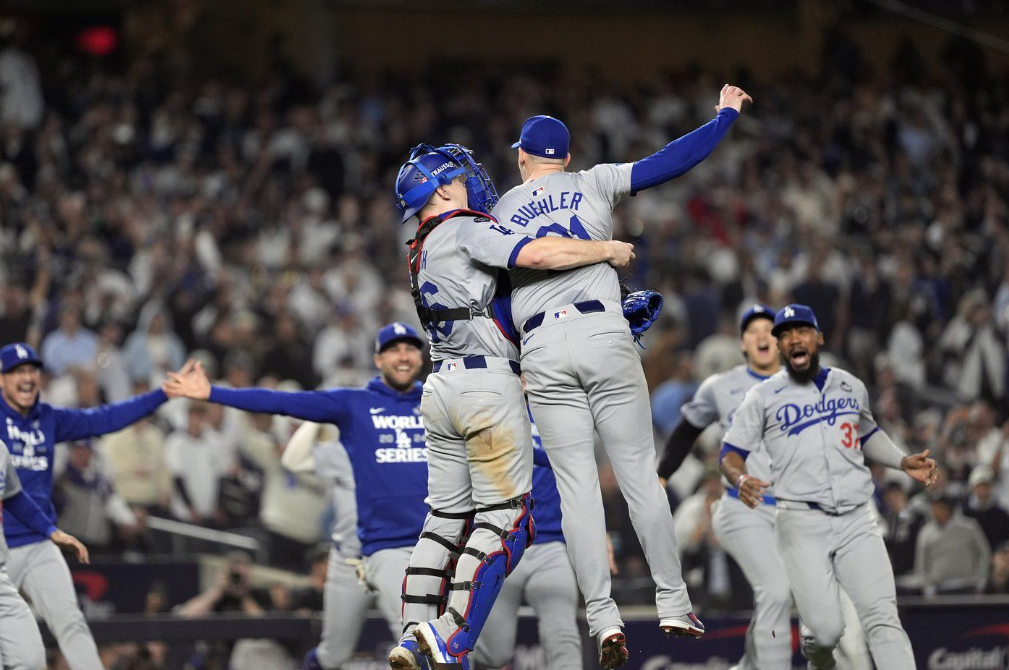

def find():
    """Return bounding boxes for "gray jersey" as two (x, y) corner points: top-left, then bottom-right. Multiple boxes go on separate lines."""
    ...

(681, 364), (774, 492)
(722, 366), (877, 513)
(492, 164), (633, 326)
(0, 439), (22, 566)
(313, 439), (361, 557)
(417, 214), (534, 361)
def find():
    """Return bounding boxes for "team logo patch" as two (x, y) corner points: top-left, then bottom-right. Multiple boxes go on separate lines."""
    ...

(446, 362), (458, 371)
(553, 310), (568, 320)
(393, 323), (407, 335)
(545, 148), (555, 155)
(841, 381), (852, 392)
(15, 345), (28, 359)
(531, 186), (544, 197)
(784, 306), (795, 318)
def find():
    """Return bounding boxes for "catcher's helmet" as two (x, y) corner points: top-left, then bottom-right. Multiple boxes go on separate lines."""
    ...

(394, 143), (498, 223)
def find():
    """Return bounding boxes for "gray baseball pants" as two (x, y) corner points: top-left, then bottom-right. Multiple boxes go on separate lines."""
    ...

(521, 305), (692, 637)
(0, 565), (45, 670)
(776, 503), (913, 670)
(316, 547), (374, 669)
(7, 541), (101, 670)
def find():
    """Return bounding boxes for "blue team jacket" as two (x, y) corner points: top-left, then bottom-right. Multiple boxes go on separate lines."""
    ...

(209, 378), (565, 554)
(0, 389), (168, 548)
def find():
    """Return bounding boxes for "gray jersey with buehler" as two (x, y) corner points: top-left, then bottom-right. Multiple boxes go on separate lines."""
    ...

(492, 164), (633, 327)
(680, 364), (774, 493)
(722, 367), (878, 513)
(0, 440), (24, 566)
(417, 215), (534, 361)
(313, 440), (361, 557)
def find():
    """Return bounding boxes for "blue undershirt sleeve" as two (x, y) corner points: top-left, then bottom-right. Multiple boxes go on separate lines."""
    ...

(630, 108), (739, 193)
(719, 443), (750, 463)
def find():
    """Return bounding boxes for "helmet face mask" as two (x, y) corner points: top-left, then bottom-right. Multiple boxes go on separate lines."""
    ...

(394, 143), (498, 223)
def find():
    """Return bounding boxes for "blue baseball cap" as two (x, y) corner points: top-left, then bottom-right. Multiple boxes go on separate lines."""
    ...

(739, 304), (774, 335)
(375, 323), (424, 354)
(511, 115), (570, 159)
(772, 304), (820, 337)
(0, 343), (42, 373)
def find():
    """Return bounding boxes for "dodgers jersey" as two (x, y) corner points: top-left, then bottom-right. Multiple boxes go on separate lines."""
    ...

(413, 211), (535, 361)
(723, 366), (879, 514)
(492, 164), (634, 327)
(209, 378), (428, 556)
(681, 364), (775, 493)
(0, 390), (167, 548)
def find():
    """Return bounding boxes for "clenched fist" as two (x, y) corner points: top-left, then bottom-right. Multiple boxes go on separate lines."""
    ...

(715, 84), (753, 114)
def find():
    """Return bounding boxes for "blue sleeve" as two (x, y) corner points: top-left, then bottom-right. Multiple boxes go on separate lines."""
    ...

(4, 490), (58, 538)
(719, 443), (750, 463)
(532, 447), (552, 469)
(630, 108), (739, 193)
(52, 389), (168, 443)
(208, 386), (352, 426)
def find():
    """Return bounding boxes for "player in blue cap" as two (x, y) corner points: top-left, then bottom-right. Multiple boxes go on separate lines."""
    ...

(164, 323), (433, 670)
(0, 341), (183, 670)
(720, 304), (936, 669)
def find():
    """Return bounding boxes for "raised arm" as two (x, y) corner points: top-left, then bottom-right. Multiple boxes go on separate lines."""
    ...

(282, 421), (321, 473)
(630, 84), (751, 193)
(657, 418), (706, 485)
(52, 389), (168, 443)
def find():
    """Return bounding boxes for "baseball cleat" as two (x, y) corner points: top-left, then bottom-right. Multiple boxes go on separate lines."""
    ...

(413, 623), (470, 669)
(389, 639), (433, 670)
(660, 612), (705, 638)
(598, 627), (629, 669)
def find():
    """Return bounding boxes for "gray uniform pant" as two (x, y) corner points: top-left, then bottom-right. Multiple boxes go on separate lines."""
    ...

(471, 542), (582, 670)
(7, 541), (102, 670)
(522, 306), (692, 637)
(364, 546), (414, 639)
(316, 547), (374, 669)
(712, 496), (793, 670)
(405, 359), (533, 643)
(776, 503), (914, 670)
(713, 495), (871, 670)
(0, 566), (45, 670)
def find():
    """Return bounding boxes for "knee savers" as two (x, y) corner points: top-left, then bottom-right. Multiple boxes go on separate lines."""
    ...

(444, 493), (535, 657)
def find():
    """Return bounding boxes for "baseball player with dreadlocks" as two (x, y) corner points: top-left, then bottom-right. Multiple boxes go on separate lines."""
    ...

(720, 304), (936, 669)
(490, 84), (751, 668)
(390, 143), (632, 669)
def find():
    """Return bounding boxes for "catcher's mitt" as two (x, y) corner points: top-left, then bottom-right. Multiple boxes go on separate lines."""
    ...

(622, 290), (664, 347)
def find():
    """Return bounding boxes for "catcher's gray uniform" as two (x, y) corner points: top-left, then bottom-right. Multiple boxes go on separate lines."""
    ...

(402, 213), (534, 646)
(493, 165), (693, 637)
(0, 440), (46, 670)
(312, 440), (375, 669)
(686, 365), (869, 670)
(723, 366), (914, 669)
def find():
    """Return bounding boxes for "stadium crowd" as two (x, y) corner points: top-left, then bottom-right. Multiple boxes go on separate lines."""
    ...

(0, 26), (1008, 662)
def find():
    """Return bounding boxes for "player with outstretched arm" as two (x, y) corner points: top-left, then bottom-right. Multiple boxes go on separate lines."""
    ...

(491, 84), (752, 668)
(719, 305), (936, 669)
(0, 342), (179, 670)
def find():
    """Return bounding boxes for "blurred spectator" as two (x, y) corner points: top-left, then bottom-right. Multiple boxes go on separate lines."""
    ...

(0, 20), (42, 129)
(240, 410), (326, 571)
(260, 315), (319, 390)
(165, 402), (232, 525)
(40, 304), (98, 377)
(54, 439), (143, 555)
(963, 465), (1009, 552)
(915, 496), (991, 596)
(287, 544), (328, 612)
(938, 290), (1005, 404)
(987, 541), (1009, 595)
(98, 412), (171, 514)
(177, 552), (295, 670)
(95, 320), (133, 402)
(124, 301), (187, 385)
(881, 482), (924, 578)
(650, 357), (697, 437)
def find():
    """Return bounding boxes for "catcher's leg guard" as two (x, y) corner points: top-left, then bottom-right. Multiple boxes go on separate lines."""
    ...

(430, 493), (534, 659)
(401, 509), (473, 639)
